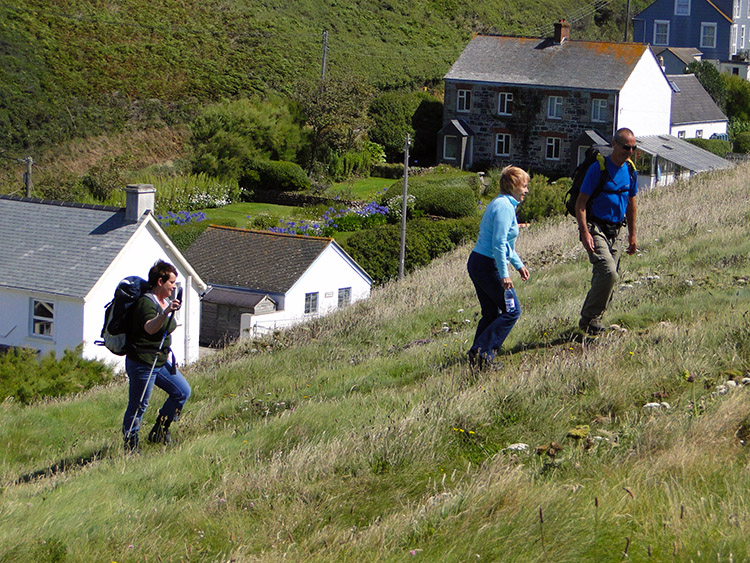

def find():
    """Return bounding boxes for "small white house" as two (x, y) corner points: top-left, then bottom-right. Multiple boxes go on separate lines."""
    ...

(667, 74), (728, 140)
(0, 185), (207, 370)
(184, 225), (372, 345)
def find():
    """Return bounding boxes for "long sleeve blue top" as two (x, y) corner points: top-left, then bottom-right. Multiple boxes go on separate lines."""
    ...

(472, 194), (524, 278)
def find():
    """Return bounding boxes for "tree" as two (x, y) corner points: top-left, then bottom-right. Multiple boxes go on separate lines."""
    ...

(189, 96), (304, 180)
(724, 74), (750, 122)
(368, 92), (419, 162)
(685, 61), (727, 112)
(294, 76), (373, 171)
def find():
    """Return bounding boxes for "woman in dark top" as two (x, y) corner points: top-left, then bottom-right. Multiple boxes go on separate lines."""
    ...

(123, 260), (190, 452)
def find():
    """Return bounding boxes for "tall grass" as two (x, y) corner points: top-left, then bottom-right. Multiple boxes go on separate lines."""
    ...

(2, 164), (750, 561)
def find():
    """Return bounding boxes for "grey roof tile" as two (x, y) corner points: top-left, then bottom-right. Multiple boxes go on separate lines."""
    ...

(0, 196), (140, 298)
(444, 35), (649, 91)
(636, 134), (733, 172)
(184, 226), (332, 294)
(667, 74), (728, 125)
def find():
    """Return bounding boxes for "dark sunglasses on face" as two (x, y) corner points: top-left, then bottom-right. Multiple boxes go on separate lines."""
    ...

(618, 142), (637, 151)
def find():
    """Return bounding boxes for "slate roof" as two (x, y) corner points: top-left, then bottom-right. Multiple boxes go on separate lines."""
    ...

(0, 196), (141, 298)
(667, 74), (728, 125)
(444, 35), (649, 91)
(184, 226), (339, 294)
(201, 286), (277, 309)
(653, 46), (702, 65)
(636, 134), (734, 172)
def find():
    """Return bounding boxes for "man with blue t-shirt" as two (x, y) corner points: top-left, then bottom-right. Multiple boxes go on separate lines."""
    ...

(575, 128), (638, 335)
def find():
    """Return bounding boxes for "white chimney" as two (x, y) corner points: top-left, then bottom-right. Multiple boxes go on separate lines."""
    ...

(125, 184), (156, 223)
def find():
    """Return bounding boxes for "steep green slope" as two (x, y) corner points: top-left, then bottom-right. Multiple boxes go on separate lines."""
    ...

(1, 164), (749, 561)
(1, 0), (649, 154)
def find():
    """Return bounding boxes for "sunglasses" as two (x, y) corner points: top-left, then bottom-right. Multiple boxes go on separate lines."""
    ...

(618, 142), (637, 151)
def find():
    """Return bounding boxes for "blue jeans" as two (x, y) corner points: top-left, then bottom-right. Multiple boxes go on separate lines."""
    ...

(467, 251), (521, 361)
(123, 357), (191, 438)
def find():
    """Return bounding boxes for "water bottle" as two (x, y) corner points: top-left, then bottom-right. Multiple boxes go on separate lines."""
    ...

(504, 289), (515, 313)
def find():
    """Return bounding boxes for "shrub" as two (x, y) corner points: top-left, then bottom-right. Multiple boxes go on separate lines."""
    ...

(341, 217), (480, 284)
(327, 142), (385, 181)
(686, 138), (732, 157)
(163, 221), (211, 252)
(239, 159), (311, 196)
(515, 174), (567, 223)
(381, 173), (477, 219)
(733, 131), (750, 153)
(131, 172), (240, 214)
(372, 163), (404, 179)
(0, 347), (113, 405)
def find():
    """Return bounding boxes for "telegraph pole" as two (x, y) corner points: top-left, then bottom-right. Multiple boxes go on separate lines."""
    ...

(624, 0), (631, 41)
(398, 133), (410, 280)
(21, 156), (33, 197)
(321, 30), (329, 81)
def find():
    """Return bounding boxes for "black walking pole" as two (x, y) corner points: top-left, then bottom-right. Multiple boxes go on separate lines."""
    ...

(125, 287), (182, 441)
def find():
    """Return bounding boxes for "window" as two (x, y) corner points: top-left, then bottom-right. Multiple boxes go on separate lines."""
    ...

(338, 287), (351, 308)
(457, 89), (471, 112)
(32, 299), (54, 337)
(443, 135), (458, 160)
(677, 130), (686, 138)
(495, 133), (511, 156)
(742, 26), (746, 49)
(545, 137), (561, 161)
(547, 96), (563, 119)
(735, 0), (741, 18)
(591, 99), (608, 123)
(732, 25), (738, 55)
(675, 0), (690, 15)
(304, 292), (318, 314)
(701, 23), (717, 48)
(497, 92), (513, 115)
(696, 129), (704, 138)
(654, 20), (670, 45)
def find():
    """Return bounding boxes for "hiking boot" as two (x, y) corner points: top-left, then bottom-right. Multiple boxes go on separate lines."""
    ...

(468, 350), (503, 371)
(148, 414), (172, 445)
(579, 317), (608, 335)
(124, 432), (140, 454)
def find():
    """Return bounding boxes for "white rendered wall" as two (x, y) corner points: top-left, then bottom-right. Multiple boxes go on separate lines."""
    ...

(618, 50), (673, 136)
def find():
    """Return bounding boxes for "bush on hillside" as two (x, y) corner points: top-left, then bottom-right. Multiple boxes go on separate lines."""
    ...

(327, 142), (385, 181)
(686, 137), (732, 157)
(734, 131), (750, 153)
(341, 217), (480, 284)
(190, 97), (305, 181)
(239, 159), (311, 197)
(164, 221), (211, 252)
(516, 175), (568, 223)
(372, 163), (404, 179)
(381, 172), (478, 219)
(0, 347), (113, 405)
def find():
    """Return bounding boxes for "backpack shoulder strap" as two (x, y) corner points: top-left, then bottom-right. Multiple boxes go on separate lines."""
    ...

(589, 154), (609, 202)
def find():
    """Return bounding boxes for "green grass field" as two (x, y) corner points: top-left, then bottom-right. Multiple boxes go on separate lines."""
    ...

(2, 164), (750, 561)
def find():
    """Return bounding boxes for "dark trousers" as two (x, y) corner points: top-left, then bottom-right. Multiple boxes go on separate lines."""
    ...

(467, 251), (521, 361)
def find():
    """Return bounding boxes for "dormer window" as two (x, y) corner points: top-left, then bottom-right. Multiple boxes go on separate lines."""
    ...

(675, 0), (690, 15)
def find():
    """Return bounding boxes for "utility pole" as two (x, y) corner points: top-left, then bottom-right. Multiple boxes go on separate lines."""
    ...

(321, 30), (328, 81)
(21, 156), (33, 197)
(398, 133), (410, 280)
(624, 0), (631, 42)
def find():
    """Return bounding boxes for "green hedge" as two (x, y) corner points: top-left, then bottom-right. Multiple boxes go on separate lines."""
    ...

(239, 159), (311, 197)
(381, 174), (478, 219)
(0, 347), (113, 405)
(686, 137), (732, 157)
(341, 216), (480, 284)
(372, 163), (404, 179)
(733, 131), (750, 153)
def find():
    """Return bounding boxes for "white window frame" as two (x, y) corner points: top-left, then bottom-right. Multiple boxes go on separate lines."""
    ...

(701, 23), (717, 49)
(443, 135), (458, 161)
(732, 24), (738, 55)
(497, 92), (513, 116)
(31, 298), (54, 338)
(304, 292), (318, 314)
(495, 133), (511, 156)
(591, 98), (608, 123)
(735, 0), (741, 18)
(457, 89), (471, 113)
(675, 0), (690, 15)
(547, 96), (563, 119)
(742, 25), (746, 49)
(338, 287), (351, 308)
(654, 20), (670, 45)
(545, 137), (562, 161)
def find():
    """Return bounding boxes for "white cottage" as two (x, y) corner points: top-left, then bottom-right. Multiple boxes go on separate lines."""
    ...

(184, 225), (372, 345)
(0, 185), (206, 369)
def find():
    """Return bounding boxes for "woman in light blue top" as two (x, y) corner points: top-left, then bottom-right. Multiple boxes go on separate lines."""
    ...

(467, 166), (530, 369)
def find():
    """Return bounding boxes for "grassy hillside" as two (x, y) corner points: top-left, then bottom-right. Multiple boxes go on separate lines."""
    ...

(2, 164), (750, 560)
(1, 0), (650, 158)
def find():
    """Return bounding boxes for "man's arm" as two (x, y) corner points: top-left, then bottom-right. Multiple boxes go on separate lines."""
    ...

(575, 192), (595, 253)
(625, 196), (637, 255)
